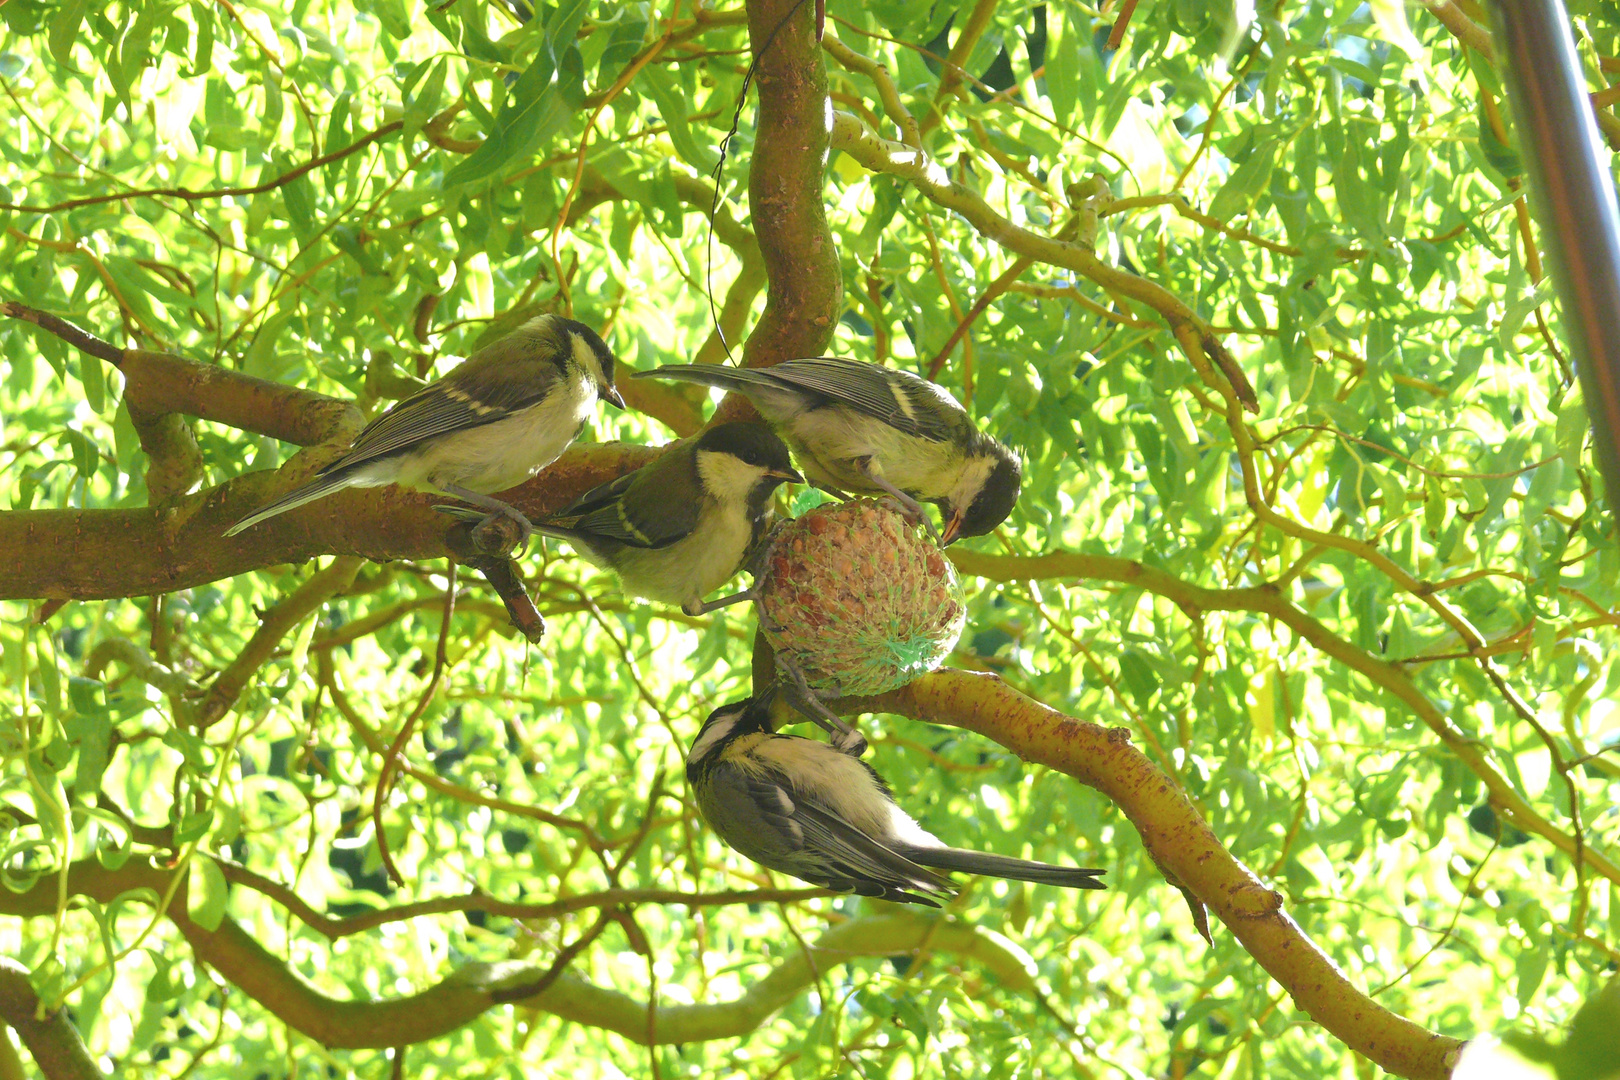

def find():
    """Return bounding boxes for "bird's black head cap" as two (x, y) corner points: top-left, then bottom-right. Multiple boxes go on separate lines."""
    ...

(697, 422), (799, 478)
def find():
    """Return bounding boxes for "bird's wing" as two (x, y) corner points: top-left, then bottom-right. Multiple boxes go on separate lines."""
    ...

(702, 762), (949, 905)
(765, 358), (966, 442)
(788, 797), (953, 904)
(541, 447), (698, 548)
(321, 350), (563, 471)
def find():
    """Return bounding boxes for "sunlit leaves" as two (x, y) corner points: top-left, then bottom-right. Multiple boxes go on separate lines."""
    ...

(0, 0), (1616, 1076)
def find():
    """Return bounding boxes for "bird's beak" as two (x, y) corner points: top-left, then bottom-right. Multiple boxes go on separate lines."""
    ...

(769, 466), (805, 484)
(939, 508), (965, 547)
(601, 383), (626, 409)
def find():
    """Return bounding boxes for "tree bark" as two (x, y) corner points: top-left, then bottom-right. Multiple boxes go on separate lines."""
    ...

(1, 443), (655, 601)
(717, 0), (841, 426)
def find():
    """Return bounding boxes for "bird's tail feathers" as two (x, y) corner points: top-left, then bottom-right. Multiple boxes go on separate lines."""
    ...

(223, 472), (356, 536)
(903, 846), (1107, 890)
(632, 364), (776, 391)
(530, 521), (589, 546)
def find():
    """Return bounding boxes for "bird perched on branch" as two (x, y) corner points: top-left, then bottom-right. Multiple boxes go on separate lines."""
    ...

(532, 422), (801, 616)
(634, 357), (1021, 545)
(686, 694), (1107, 906)
(225, 314), (624, 541)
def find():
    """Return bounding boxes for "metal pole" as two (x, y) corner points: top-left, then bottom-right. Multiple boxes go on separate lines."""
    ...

(1493, 0), (1620, 526)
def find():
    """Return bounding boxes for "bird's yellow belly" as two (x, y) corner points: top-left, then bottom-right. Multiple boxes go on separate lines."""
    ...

(395, 404), (584, 494)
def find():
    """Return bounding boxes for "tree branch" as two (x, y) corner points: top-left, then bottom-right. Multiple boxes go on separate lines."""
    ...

(84, 638), (199, 699)
(215, 857), (828, 939)
(828, 111), (1259, 410)
(0, 443), (657, 601)
(116, 348), (364, 447)
(189, 556), (365, 729)
(946, 548), (1620, 889)
(855, 669), (1463, 1080)
(1, 303), (364, 448)
(919, 0), (999, 137)
(0, 861), (1044, 1051)
(732, 0), (843, 382)
(0, 959), (102, 1080)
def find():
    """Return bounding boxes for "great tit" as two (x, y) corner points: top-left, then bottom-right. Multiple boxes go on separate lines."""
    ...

(225, 314), (624, 540)
(633, 357), (1021, 545)
(686, 694), (1108, 906)
(533, 422), (802, 616)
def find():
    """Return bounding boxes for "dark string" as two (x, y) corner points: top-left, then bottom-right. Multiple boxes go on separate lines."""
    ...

(703, 0), (816, 365)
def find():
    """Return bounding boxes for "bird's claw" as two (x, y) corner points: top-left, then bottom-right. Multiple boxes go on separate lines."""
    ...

(476, 509), (530, 556)
(434, 503), (531, 556)
(496, 506), (533, 554)
(437, 486), (534, 556)
(776, 657), (858, 740)
(830, 727), (869, 757)
(855, 458), (942, 544)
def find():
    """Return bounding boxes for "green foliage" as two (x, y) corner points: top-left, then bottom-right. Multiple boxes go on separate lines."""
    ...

(1, 0), (1618, 1077)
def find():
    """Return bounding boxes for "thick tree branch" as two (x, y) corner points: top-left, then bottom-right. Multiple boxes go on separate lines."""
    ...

(114, 348), (364, 448)
(0, 443), (657, 601)
(128, 408), (205, 503)
(732, 0), (842, 382)
(0, 959), (102, 1080)
(0, 1024), (25, 1080)
(855, 670), (1463, 1080)
(3, 301), (364, 447)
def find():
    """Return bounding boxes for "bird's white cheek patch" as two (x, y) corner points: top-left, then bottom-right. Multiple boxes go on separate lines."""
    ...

(687, 716), (737, 765)
(695, 451), (771, 503)
(949, 454), (998, 510)
(573, 334), (607, 392)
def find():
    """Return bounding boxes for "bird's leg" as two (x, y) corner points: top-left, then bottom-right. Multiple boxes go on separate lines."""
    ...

(776, 657), (867, 756)
(743, 528), (780, 577)
(695, 523), (790, 615)
(439, 484), (533, 554)
(852, 457), (940, 544)
(687, 589), (756, 617)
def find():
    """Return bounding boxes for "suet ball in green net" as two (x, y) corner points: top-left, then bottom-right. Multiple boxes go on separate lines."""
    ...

(756, 498), (967, 697)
